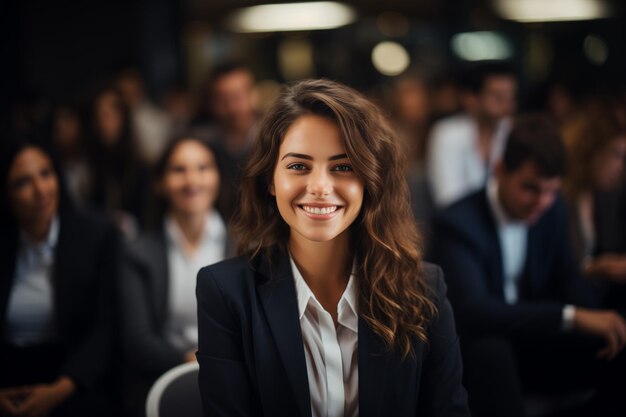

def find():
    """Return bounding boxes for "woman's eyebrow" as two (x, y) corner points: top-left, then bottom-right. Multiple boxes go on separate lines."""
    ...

(281, 152), (348, 161)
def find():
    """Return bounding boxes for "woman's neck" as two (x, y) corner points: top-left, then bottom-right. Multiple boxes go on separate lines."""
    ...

(22, 217), (53, 244)
(289, 232), (352, 321)
(170, 210), (209, 255)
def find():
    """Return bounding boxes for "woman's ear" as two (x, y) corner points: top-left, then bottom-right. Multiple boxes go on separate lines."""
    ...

(269, 182), (275, 196)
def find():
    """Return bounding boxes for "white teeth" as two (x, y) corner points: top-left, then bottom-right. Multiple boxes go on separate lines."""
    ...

(302, 206), (338, 215)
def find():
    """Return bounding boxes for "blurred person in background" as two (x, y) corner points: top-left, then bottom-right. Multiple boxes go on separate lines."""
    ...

(431, 115), (626, 417)
(389, 73), (432, 175)
(562, 99), (626, 309)
(49, 103), (92, 206)
(426, 62), (517, 209)
(119, 136), (234, 417)
(192, 62), (259, 221)
(162, 84), (198, 138)
(388, 73), (437, 245)
(86, 86), (150, 239)
(115, 68), (173, 166)
(0, 138), (118, 417)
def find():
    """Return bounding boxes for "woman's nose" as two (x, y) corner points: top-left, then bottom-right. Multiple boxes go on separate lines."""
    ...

(307, 169), (333, 197)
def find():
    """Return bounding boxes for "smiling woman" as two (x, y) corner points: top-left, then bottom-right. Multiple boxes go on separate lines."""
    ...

(118, 136), (234, 417)
(195, 79), (470, 417)
(0, 138), (119, 417)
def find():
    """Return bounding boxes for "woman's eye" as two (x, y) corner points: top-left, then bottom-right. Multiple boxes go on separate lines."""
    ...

(333, 164), (353, 172)
(287, 163), (307, 171)
(11, 177), (29, 190)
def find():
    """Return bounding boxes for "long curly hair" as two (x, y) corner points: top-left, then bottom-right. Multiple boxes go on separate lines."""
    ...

(233, 79), (437, 357)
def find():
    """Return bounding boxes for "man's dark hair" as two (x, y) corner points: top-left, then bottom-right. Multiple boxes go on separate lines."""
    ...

(503, 113), (566, 177)
(459, 61), (516, 94)
(208, 61), (253, 86)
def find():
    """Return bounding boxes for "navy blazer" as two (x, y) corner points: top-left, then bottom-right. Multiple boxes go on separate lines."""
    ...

(0, 208), (118, 390)
(196, 247), (469, 417)
(430, 189), (598, 339)
(120, 226), (236, 377)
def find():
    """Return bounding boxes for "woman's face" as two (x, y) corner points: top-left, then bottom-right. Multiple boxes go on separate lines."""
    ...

(592, 136), (626, 190)
(95, 91), (124, 146)
(7, 147), (59, 229)
(271, 114), (365, 244)
(160, 140), (220, 216)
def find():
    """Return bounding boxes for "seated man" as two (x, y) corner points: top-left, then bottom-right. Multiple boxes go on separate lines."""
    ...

(431, 114), (626, 417)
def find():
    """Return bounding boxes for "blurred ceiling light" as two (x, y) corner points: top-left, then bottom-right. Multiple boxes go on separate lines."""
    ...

(451, 31), (512, 61)
(371, 41), (410, 76)
(584, 35), (608, 65)
(225, 2), (357, 33)
(494, 0), (610, 22)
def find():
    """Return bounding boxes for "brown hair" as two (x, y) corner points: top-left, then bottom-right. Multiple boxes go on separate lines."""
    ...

(233, 79), (436, 357)
(562, 99), (626, 199)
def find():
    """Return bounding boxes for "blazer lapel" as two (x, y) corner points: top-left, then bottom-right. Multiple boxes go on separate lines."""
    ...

(358, 316), (390, 417)
(523, 225), (540, 297)
(150, 231), (169, 324)
(256, 250), (311, 417)
(480, 193), (506, 298)
(0, 235), (18, 328)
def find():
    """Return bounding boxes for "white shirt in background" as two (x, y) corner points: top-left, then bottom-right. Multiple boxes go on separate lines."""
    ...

(427, 114), (511, 208)
(290, 256), (359, 417)
(487, 179), (528, 304)
(164, 211), (226, 351)
(6, 217), (60, 346)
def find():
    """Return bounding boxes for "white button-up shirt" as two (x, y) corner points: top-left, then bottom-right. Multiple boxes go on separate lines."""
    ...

(164, 211), (227, 351)
(487, 179), (528, 304)
(427, 114), (511, 208)
(6, 217), (60, 346)
(290, 257), (359, 417)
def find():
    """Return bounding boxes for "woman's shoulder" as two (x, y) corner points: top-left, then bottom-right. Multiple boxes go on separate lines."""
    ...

(197, 255), (256, 293)
(60, 208), (118, 244)
(421, 261), (447, 304)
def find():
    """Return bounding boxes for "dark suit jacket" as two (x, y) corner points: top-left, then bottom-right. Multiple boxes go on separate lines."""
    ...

(196, 247), (470, 417)
(430, 189), (597, 339)
(120, 226), (235, 377)
(0, 208), (118, 390)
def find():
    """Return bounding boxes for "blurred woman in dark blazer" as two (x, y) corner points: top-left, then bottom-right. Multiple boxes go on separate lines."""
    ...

(196, 79), (469, 417)
(119, 136), (233, 416)
(0, 138), (118, 417)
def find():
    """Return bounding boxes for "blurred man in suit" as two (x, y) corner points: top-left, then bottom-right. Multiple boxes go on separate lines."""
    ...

(431, 114), (626, 417)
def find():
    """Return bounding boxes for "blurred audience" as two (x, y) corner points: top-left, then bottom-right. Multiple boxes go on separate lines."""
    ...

(119, 137), (233, 416)
(115, 68), (173, 166)
(192, 61), (259, 220)
(0, 138), (119, 417)
(426, 62), (517, 208)
(387, 73), (437, 244)
(431, 115), (626, 417)
(562, 99), (626, 309)
(49, 103), (92, 206)
(86, 86), (150, 239)
(389, 73), (432, 174)
(162, 84), (197, 137)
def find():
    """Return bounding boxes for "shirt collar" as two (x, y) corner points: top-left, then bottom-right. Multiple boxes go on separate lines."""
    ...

(165, 211), (226, 249)
(18, 216), (60, 266)
(487, 177), (526, 228)
(289, 255), (359, 333)
(19, 216), (60, 249)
